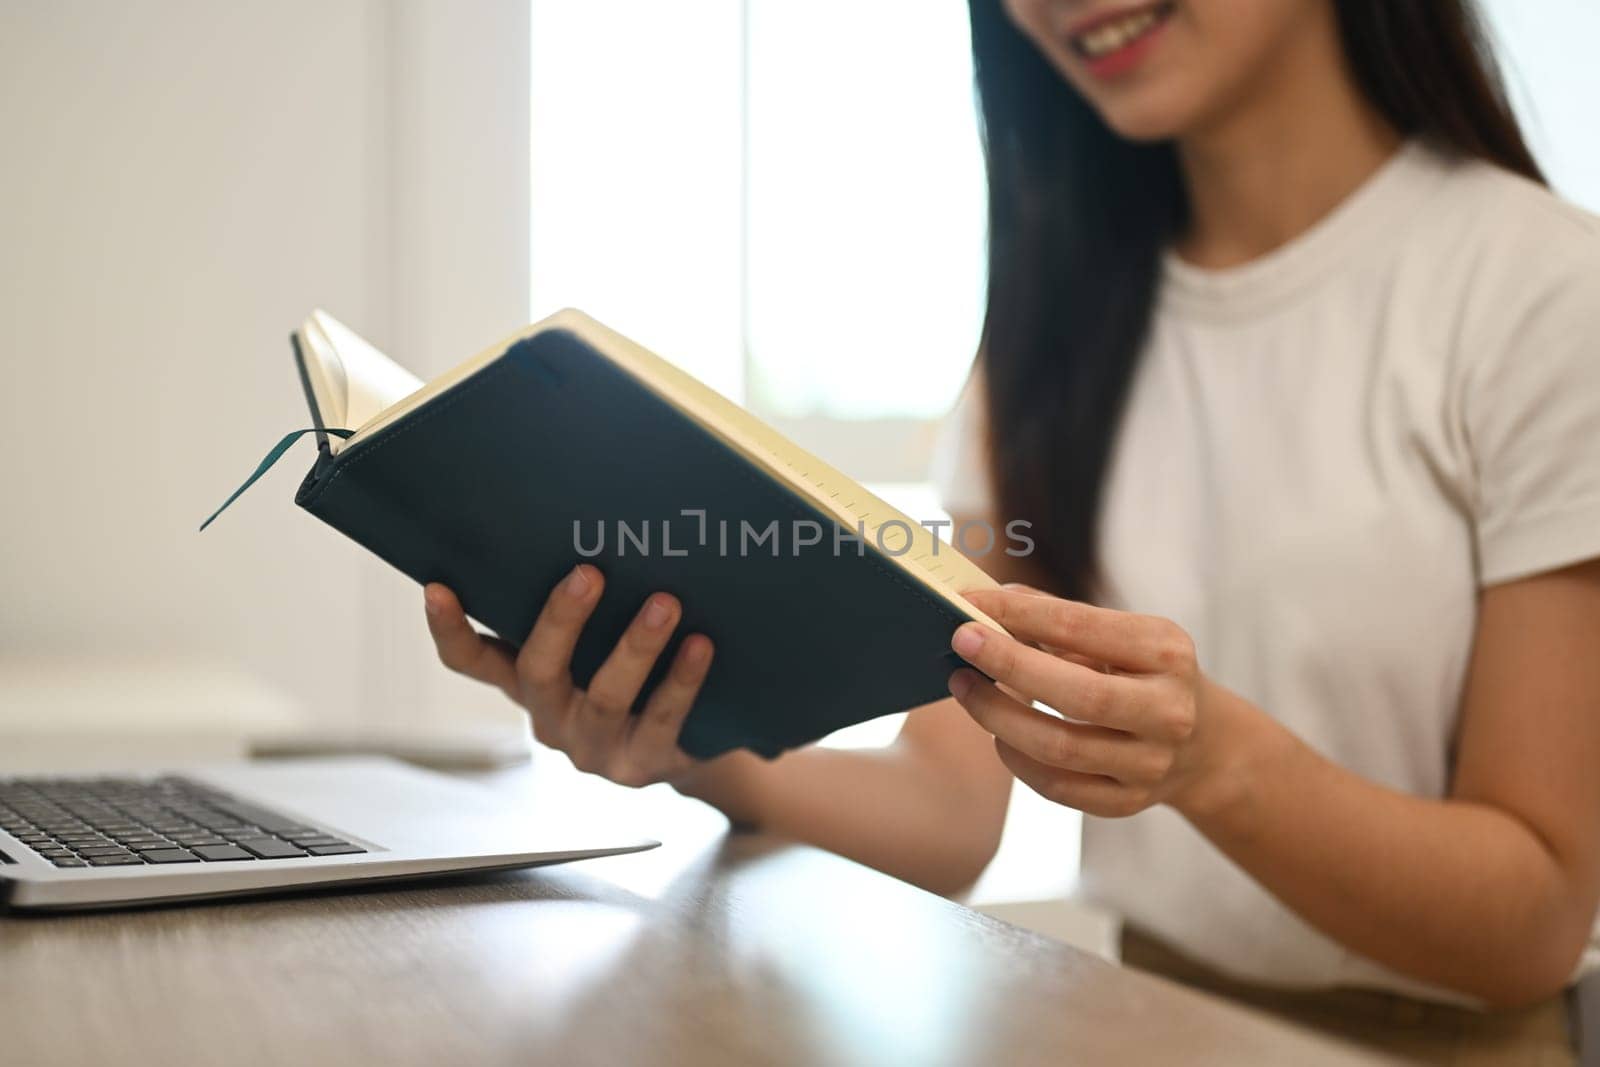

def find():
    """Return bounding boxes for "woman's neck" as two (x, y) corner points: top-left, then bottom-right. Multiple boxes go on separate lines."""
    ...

(1172, 13), (1402, 270)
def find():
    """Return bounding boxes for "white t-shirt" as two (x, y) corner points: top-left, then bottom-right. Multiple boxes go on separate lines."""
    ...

(934, 141), (1600, 1000)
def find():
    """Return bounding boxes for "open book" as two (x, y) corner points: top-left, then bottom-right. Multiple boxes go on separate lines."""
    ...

(274, 309), (1000, 758)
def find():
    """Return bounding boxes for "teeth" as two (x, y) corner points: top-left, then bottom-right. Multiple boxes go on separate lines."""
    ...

(1075, 9), (1161, 59)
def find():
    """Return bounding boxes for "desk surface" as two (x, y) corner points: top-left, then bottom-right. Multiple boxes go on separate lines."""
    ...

(0, 759), (1376, 1067)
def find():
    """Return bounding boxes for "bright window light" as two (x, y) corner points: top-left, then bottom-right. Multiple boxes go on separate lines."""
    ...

(529, 0), (745, 399)
(1480, 0), (1600, 211)
(745, 1), (987, 419)
(529, 0), (985, 422)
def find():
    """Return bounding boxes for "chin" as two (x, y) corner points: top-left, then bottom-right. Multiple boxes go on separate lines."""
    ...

(1094, 102), (1192, 143)
(1075, 66), (1209, 143)
(1080, 79), (1206, 143)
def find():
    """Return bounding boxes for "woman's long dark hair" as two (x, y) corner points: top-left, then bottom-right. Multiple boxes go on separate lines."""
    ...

(968, 0), (1543, 600)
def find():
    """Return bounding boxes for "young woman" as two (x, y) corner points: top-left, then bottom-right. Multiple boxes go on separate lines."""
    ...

(426, 0), (1600, 1058)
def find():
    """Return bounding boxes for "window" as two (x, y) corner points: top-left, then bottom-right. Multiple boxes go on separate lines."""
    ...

(529, 1), (746, 399)
(743, 2), (986, 424)
(1480, 0), (1600, 211)
(529, 0), (984, 483)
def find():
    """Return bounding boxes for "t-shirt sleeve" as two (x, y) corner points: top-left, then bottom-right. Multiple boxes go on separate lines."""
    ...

(1467, 248), (1600, 587)
(930, 369), (994, 519)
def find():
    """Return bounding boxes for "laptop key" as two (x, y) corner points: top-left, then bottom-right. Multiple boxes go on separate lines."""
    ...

(206, 800), (307, 835)
(87, 854), (145, 866)
(306, 844), (366, 856)
(51, 857), (88, 867)
(235, 838), (307, 860)
(190, 844), (255, 862)
(141, 849), (201, 864)
(77, 844), (136, 857)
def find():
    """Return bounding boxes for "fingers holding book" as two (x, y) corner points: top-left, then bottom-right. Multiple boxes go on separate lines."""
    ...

(517, 564), (609, 721)
(423, 583), (520, 702)
(423, 567), (713, 788)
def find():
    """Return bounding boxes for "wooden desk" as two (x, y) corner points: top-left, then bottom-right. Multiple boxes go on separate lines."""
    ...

(0, 760), (1378, 1066)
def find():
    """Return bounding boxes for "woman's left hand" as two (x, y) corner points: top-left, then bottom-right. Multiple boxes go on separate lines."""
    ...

(949, 586), (1229, 818)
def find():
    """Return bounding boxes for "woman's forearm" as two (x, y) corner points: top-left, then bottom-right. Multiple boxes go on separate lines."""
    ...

(673, 699), (1011, 896)
(1180, 689), (1589, 1005)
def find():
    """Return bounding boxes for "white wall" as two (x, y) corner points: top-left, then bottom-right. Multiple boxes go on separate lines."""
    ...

(0, 1), (529, 731)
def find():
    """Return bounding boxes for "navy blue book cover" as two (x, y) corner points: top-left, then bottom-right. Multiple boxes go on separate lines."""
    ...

(293, 327), (980, 760)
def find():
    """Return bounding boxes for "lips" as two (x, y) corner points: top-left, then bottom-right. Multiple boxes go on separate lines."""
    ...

(1067, 1), (1175, 64)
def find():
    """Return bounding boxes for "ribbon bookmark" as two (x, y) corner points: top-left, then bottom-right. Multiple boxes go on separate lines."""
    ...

(199, 427), (355, 531)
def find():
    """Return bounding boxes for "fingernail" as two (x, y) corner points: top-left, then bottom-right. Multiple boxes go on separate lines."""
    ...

(423, 586), (444, 617)
(565, 566), (591, 598)
(948, 669), (976, 699)
(952, 625), (986, 658)
(681, 635), (710, 666)
(642, 596), (672, 629)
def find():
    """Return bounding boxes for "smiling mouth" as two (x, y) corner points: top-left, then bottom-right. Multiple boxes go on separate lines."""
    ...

(1068, 1), (1176, 61)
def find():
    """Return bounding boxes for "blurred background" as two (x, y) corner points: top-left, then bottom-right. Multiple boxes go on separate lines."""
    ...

(2, 0), (1597, 900)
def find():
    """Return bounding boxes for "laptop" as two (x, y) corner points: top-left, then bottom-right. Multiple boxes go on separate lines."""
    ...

(0, 756), (657, 910)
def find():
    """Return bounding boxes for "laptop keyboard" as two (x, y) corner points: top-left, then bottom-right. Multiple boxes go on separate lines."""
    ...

(0, 776), (366, 868)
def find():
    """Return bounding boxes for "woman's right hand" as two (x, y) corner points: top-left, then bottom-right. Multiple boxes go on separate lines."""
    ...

(422, 564), (715, 788)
